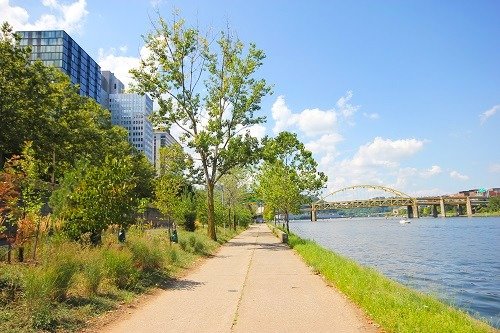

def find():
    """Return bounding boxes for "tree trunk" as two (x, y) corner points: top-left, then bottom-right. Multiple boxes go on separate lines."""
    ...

(51, 149), (56, 189)
(206, 182), (217, 241)
(285, 210), (290, 233)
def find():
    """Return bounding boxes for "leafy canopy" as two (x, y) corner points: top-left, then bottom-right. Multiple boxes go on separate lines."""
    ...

(130, 14), (271, 240)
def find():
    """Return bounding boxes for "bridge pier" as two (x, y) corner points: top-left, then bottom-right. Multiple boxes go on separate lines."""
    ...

(432, 205), (438, 218)
(440, 197), (446, 217)
(456, 205), (463, 216)
(407, 203), (419, 219)
(466, 197), (473, 217)
(412, 203), (419, 218)
(311, 205), (317, 222)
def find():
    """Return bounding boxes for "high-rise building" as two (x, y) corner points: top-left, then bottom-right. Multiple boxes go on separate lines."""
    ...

(100, 70), (125, 109)
(109, 93), (154, 164)
(17, 30), (101, 103)
(153, 130), (179, 171)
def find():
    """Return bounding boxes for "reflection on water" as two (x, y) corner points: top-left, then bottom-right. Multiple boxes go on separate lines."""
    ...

(290, 217), (500, 328)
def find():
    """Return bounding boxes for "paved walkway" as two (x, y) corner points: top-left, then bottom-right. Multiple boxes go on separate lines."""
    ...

(102, 224), (378, 333)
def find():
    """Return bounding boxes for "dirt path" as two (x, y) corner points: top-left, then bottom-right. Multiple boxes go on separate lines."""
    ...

(100, 224), (379, 333)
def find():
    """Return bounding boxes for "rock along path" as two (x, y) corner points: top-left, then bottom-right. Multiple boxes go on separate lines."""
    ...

(102, 224), (379, 333)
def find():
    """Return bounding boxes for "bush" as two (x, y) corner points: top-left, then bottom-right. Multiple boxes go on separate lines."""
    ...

(0, 265), (23, 305)
(102, 249), (139, 289)
(184, 212), (196, 231)
(128, 238), (164, 272)
(167, 247), (178, 264)
(23, 268), (56, 329)
(81, 255), (104, 296)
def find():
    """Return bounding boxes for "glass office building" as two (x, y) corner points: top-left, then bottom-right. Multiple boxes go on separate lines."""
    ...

(109, 93), (154, 164)
(153, 130), (179, 171)
(17, 30), (101, 103)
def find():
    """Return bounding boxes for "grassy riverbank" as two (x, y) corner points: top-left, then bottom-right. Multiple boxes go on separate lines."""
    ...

(0, 226), (242, 332)
(287, 232), (495, 333)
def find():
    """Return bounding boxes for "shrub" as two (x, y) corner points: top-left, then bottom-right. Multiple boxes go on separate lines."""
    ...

(81, 255), (104, 296)
(0, 264), (23, 304)
(102, 248), (139, 289)
(128, 239), (164, 272)
(184, 212), (196, 231)
(179, 239), (188, 251)
(23, 268), (55, 329)
(167, 247), (178, 264)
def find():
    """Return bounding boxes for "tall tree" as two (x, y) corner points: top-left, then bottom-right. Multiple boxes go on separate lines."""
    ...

(130, 15), (271, 240)
(219, 167), (252, 230)
(257, 132), (327, 232)
(154, 144), (195, 229)
(50, 156), (139, 242)
(0, 22), (32, 166)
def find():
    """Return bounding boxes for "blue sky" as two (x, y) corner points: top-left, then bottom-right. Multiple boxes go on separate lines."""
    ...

(2, 0), (499, 196)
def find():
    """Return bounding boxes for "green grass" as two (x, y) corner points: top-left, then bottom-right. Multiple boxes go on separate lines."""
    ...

(287, 231), (496, 333)
(0, 225), (244, 332)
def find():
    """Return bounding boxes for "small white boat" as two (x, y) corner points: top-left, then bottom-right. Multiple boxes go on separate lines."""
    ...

(399, 219), (411, 224)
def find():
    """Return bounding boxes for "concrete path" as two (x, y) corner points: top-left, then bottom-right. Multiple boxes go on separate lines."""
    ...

(102, 224), (378, 333)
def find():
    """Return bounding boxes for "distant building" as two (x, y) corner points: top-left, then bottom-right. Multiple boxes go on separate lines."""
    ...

(109, 93), (154, 164)
(17, 30), (101, 103)
(100, 70), (125, 109)
(488, 188), (500, 197)
(153, 130), (179, 171)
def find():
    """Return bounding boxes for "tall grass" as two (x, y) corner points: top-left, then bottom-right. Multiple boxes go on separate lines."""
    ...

(0, 224), (244, 332)
(287, 232), (495, 333)
(102, 248), (139, 290)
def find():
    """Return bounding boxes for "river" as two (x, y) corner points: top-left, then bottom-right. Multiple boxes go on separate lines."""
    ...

(289, 216), (500, 328)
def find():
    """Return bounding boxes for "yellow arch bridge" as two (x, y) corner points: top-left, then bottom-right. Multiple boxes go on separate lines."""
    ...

(310, 185), (488, 221)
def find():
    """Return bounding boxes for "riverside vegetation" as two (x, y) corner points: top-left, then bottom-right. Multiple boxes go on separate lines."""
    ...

(286, 230), (496, 333)
(0, 223), (243, 332)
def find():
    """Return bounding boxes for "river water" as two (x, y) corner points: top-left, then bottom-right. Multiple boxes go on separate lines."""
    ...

(289, 216), (500, 328)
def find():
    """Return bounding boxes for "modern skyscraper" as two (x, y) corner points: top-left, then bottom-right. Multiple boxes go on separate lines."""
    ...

(101, 70), (125, 109)
(17, 30), (101, 103)
(153, 130), (179, 171)
(109, 93), (154, 164)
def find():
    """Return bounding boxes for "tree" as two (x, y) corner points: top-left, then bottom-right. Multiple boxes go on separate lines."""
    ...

(487, 196), (500, 212)
(0, 22), (34, 166)
(154, 144), (196, 230)
(219, 167), (252, 230)
(0, 142), (47, 260)
(130, 15), (271, 240)
(50, 156), (139, 243)
(257, 132), (327, 232)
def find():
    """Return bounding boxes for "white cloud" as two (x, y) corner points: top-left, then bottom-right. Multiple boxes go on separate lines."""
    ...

(305, 133), (343, 154)
(450, 170), (469, 181)
(1, 0), (88, 34)
(97, 46), (150, 89)
(248, 124), (266, 140)
(391, 167), (418, 190)
(271, 95), (294, 134)
(421, 165), (442, 178)
(480, 104), (499, 124)
(317, 137), (425, 195)
(271, 91), (358, 136)
(363, 112), (379, 120)
(296, 108), (337, 137)
(336, 90), (359, 118)
(488, 163), (500, 173)
(348, 137), (425, 168)
(235, 123), (266, 140)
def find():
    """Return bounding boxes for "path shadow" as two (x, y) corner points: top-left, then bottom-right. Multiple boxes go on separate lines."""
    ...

(160, 278), (205, 291)
(226, 241), (287, 251)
